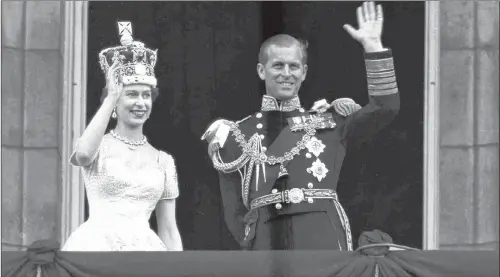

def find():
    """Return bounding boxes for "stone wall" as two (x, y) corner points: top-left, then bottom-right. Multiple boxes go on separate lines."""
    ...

(1, 1), (64, 250)
(439, 1), (499, 250)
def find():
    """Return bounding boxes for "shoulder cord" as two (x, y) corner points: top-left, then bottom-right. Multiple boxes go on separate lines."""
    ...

(211, 133), (262, 208)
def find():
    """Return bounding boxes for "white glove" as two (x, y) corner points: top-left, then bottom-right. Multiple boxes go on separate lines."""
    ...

(201, 119), (232, 155)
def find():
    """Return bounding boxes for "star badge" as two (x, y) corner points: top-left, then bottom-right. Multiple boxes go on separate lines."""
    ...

(305, 136), (326, 157)
(307, 159), (329, 182)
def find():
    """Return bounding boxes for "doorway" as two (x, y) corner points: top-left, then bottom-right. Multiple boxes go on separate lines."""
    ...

(86, 1), (425, 250)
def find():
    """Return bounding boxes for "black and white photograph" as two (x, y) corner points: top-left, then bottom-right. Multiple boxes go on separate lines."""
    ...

(1, 1), (498, 276)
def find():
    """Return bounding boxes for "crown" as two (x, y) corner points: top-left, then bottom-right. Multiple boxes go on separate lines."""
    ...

(98, 22), (158, 87)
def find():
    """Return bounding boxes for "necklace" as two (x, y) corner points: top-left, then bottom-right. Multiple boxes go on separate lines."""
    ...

(110, 130), (148, 150)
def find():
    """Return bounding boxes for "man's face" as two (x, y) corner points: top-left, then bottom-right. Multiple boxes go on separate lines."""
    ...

(257, 44), (308, 101)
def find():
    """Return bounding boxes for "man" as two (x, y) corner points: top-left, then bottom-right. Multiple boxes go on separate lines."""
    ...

(202, 1), (400, 250)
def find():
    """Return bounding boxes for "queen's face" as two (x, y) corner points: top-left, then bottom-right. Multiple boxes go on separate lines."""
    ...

(115, 84), (153, 127)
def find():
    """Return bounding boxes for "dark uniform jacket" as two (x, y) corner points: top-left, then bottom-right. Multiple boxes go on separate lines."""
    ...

(209, 49), (400, 250)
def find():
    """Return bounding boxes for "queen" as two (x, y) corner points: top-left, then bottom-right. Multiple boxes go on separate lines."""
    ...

(62, 22), (183, 251)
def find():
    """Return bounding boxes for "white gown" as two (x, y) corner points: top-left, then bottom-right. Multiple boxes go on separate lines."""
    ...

(62, 134), (179, 251)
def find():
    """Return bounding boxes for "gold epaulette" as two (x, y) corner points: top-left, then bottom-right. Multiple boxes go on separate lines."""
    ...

(331, 98), (362, 117)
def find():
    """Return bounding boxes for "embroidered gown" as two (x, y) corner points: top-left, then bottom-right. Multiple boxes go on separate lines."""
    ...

(62, 134), (179, 251)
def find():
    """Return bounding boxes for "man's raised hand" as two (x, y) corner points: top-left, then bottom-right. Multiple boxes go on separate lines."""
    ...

(343, 1), (385, 53)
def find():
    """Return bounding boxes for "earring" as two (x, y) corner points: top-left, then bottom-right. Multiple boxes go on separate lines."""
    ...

(112, 108), (117, 119)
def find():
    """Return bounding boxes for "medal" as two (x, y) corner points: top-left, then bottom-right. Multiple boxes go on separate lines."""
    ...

(278, 164), (288, 179)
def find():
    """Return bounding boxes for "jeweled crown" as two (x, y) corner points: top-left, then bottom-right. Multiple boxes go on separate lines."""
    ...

(98, 22), (158, 87)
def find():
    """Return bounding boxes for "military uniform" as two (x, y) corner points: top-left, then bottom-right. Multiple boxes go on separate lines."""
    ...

(207, 49), (400, 250)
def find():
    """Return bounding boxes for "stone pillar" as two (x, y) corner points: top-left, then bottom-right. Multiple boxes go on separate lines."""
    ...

(1, 1), (65, 250)
(439, 1), (499, 250)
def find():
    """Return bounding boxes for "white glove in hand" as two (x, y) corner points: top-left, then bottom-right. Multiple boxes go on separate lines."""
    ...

(201, 119), (232, 156)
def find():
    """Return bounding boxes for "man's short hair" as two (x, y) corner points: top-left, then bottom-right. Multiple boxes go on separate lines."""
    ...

(258, 34), (309, 65)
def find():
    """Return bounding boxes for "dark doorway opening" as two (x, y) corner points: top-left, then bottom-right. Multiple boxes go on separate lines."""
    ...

(86, 1), (425, 250)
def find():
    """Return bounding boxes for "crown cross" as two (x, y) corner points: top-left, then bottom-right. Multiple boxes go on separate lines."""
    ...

(118, 22), (132, 37)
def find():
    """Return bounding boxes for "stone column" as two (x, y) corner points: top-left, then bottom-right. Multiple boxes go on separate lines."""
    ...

(439, 1), (499, 250)
(1, 1), (65, 250)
